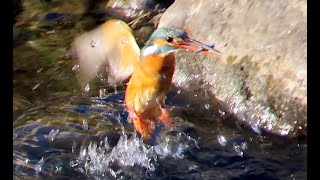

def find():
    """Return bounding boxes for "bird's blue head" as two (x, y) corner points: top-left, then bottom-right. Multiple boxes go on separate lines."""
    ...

(141, 27), (221, 57)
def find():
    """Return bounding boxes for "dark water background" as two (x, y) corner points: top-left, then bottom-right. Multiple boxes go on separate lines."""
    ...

(13, 1), (307, 179)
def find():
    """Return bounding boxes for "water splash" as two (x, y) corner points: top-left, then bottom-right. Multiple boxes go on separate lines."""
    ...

(84, 84), (90, 92)
(72, 141), (77, 153)
(233, 141), (248, 157)
(72, 64), (80, 71)
(218, 135), (248, 157)
(155, 132), (199, 159)
(99, 88), (106, 98)
(48, 129), (59, 141)
(35, 157), (44, 175)
(218, 135), (227, 147)
(13, 133), (18, 141)
(250, 124), (262, 134)
(55, 163), (63, 173)
(218, 109), (226, 116)
(82, 120), (89, 131)
(70, 159), (79, 168)
(32, 82), (42, 91)
(72, 130), (198, 179)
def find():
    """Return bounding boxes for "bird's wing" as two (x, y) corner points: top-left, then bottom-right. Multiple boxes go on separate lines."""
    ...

(71, 27), (112, 88)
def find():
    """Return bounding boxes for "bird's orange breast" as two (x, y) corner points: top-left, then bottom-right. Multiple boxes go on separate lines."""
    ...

(125, 53), (175, 115)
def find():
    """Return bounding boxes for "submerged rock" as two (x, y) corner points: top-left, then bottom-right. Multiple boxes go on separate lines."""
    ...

(159, 0), (307, 137)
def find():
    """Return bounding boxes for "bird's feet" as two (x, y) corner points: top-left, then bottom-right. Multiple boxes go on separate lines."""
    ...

(158, 108), (172, 128)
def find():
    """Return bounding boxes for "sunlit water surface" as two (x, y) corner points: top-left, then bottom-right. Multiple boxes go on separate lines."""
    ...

(13, 91), (306, 180)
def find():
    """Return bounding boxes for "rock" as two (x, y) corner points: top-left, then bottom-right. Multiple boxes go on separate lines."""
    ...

(85, 0), (108, 15)
(134, 25), (155, 44)
(159, 0), (306, 137)
(106, 0), (174, 21)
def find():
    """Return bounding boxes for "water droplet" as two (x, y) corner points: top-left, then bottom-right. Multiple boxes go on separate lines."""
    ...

(109, 168), (119, 178)
(83, 120), (89, 131)
(233, 144), (243, 156)
(121, 39), (128, 45)
(70, 159), (79, 167)
(90, 40), (98, 48)
(233, 107), (238, 114)
(204, 104), (210, 109)
(215, 0), (220, 6)
(55, 165), (62, 172)
(13, 133), (18, 140)
(85, 84), (90, 92)
(32, 83), (41, 91)
(72, 141), (77, 153)
(80, 147), (87, 160)
(233, 141), (247, 157)
(35, 157), (44, 174)
(15, 164), (20, 172)
(25, 158), (29, 164)
(48, 129), (59, 141)
(104, 136), (110, 150)
(218, 135), (227, 147)
(188, 165), (199, 171)
(72, 64), (80, 71)
(241, 142), (248, 150)
(177, 89), (181, 94)
(36, 68), (43, 73)
(218, 110), (226, 116)
(250, 124), (261, 134)
(99, 89), (106, 98)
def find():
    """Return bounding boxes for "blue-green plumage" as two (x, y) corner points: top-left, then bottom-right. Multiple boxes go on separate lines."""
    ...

(141, 28), (188, 57)
(144, 28), (187, 47)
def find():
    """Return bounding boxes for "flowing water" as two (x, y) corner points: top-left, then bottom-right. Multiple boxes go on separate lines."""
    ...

(13, 91), (307, 179)
(13, 1), (306, 179)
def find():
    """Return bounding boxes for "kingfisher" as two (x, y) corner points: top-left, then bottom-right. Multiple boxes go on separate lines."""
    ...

(72, 19), (221, 143)
(125, 28), (221, 143)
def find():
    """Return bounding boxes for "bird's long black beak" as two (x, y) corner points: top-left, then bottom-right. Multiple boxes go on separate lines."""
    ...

(172, 37), (222, 56)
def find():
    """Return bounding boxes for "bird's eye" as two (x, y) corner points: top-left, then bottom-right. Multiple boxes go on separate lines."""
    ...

(166, 37), (173, 42)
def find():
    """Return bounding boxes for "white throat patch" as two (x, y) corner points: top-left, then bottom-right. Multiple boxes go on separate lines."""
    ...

(142, 45), (160, 56)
